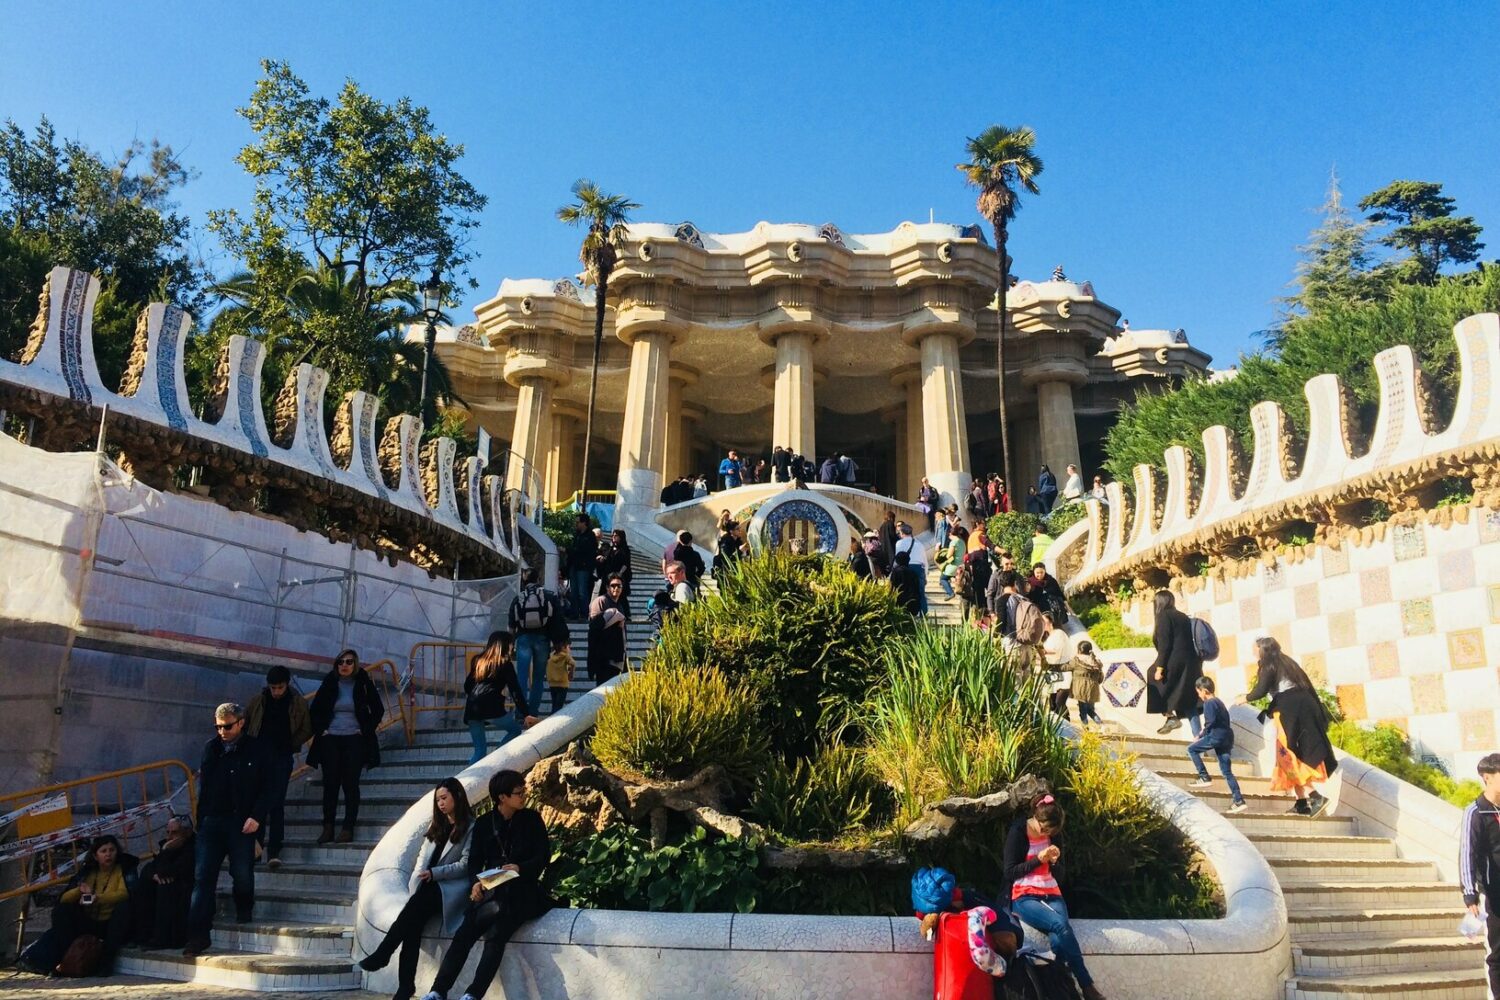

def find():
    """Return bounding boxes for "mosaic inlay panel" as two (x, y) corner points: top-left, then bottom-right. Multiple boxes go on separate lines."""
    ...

(1238, 597), (1261, 630)
(1439, 550), (1476, 592)
(1400, 598), (1435, 637)
(1481, 509), (1500, 544)
(155, 304), (187, 430)
(1369, 641), (1400, 680)
(1322, 544), (1350, 577)
(1448, 629), (1487, 669)
(1336, 683), (1367, 721)
(1462, 710), (1497, 751)
(1392, 523), (1427, 561)
(1410, 676), (1446, 714)
(1102, 660), (1147, 708)
(1360, 567), (1392, 605)
(763, 498), (838, 554)
(58, 269), (93, 404)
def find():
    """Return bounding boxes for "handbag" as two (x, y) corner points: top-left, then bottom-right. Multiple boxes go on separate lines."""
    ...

(56, 934), (104, 977)
(1145, 678), (1168, 715)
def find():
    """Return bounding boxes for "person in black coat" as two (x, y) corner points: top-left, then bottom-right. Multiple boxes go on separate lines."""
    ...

(890, 551), (924, 617)
(1025, 564), (1069, 625)
(877, 511), (899, 571)
(672, 531), (706, 590)
(422, 769), (552, 1000)
(185, 702), (271, 956)
(1237, 636), (1338, 816)
(565, 516), (598, 619)
(307, 650), (385, 844)
(133, 815), (196, 948)
(1149, 590), (1203, 735)
(464, 631), (538, 765)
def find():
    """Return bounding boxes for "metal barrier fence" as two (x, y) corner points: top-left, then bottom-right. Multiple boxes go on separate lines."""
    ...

(399, 641), (486, 742)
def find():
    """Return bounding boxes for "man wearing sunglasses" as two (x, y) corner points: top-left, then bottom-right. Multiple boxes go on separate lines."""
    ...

(184, 702), (270, 957)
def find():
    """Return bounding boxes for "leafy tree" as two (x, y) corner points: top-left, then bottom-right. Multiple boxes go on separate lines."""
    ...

(0, 117), (204, 384)
(557, 180), (638, 502)
(1359, 180), (1484, 285)
(957, 125), (1043, 493)
(1280, 168), (1382, 325)
(203, 61), (483, 420)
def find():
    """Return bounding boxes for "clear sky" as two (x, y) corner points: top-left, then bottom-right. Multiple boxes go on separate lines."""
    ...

(3, 2), (1497, 366)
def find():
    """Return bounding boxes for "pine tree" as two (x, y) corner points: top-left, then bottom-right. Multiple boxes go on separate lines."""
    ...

(1283, 167), (1381, 319)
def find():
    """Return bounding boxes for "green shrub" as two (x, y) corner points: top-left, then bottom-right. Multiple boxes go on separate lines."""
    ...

(1071, 592), (1153, 650)
(649, 553), (914, 756)
(750, 745), (893, 842)
(1329, 720), (1482, 807)
(1435, 476), (1475, 508)
(1044, 502), (1088, 537)
(542, 507), (597, 550)
(862, 625), (1071, 825)
(986, 512), (1042, 566)
(591, 664), (768, 786)
(548, 824), (762, 913)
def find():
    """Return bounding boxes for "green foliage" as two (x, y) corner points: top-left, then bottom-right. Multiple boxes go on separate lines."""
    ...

(985, 511), (1042, 566)
(1435, 476), (1474, 509)
(1104, 267), (1500, 483)
(548, 824), (762, 913)
(541, 507), (595, 551)
(1283, 169), (1383, 318)
(1071, 592), (1152, 650)
(1360, 180), (1485, 286)
(0, 117), (204, 379)
(750, 745), (893, 842)
(1044, 501), (1088, 537)
(591, 664), (768, 787)
(649, 553), (914, 756)
(1329, 720), (1481, 808)
(861, 625), (1071, 825)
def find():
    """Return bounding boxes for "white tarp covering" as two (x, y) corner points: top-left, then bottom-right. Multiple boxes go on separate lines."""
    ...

(0, 432), (106, 627)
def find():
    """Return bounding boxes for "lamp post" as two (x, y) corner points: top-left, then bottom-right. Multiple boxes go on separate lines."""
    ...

(418, 270), (443, 427)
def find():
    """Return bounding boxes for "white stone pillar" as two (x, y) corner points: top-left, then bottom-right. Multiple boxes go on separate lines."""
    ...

(615, 328), (674, 526)
(770, 330), (817, 460)
(507, 375), (554, 498)
(898, 369), (926, 496)
(915, 328), (972, 507)
(1022, 360), (1087, 477)
(660, 364), (699, 482)
(883, 405), (907, 496)
(544, 402), (584, 505)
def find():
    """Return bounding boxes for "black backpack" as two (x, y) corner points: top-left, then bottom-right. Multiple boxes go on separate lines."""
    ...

(1002, 954), (1083, 1000)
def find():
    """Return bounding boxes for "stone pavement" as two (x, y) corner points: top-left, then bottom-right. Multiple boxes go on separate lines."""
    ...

(0, 969), (385, 999)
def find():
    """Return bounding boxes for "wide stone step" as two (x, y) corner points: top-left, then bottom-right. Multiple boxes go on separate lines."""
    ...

(338, 761), (473, 780)
(1285, 967), (1489, 999)
(1292, 934), (1484, 976)
(274, 840), (382, 866)
(1129, 751), (1260, 774)
(116, 945), (361, 993)
(1156, 769), (1278, 793)
(217, 887), (353, 925)
(1287, 906), (1470, 939)
(379, 745), (476, 765)
(224, 863), (364, 895)
(1228, 813), (1359, 837)
(284, 799), (415, 824)
(192, 919), (355, 958)
(1244, 833), (1398, 861)
(1268, 856), (1437, 883)
(1279, 880), (1457, 910)
(1192, 786), (1326, 815)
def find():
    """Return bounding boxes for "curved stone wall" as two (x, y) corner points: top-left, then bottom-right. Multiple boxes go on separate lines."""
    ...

(0, 266), (550, 577)
(1058, 312), (1500, 594)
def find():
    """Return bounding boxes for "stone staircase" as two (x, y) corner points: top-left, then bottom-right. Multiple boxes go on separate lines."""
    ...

(1107, 728), (1485, 999)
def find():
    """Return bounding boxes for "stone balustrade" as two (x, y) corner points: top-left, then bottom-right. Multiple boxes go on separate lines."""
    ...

(0, 266), (551, 577)
(1059, 312), (1500, 594)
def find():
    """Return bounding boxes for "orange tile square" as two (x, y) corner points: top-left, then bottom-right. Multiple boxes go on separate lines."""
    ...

(1369, 641), (1401, 679)
(1269, 621), (1292, 651)
(1303, 652), (1327, 688)
(1294, 584), (1321, 618)
(1410, 677), (1447, 715)
(1461, 711), (1497, 751)
(1327, 610), (1357, 648)
(1361, 567), (1392, 605)
(1337, 684), (1367, 721)
(1218, 638), (1239, 668)
(1448, 629), (1488, 670)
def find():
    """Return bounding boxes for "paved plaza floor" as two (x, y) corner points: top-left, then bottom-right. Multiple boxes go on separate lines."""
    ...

(0, 970), (385, 999)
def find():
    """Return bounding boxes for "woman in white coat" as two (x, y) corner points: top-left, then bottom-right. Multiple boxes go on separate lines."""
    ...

(359, 778), (475, 1000)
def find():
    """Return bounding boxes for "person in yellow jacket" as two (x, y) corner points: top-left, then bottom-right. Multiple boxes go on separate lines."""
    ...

(22, 835), (138, 974)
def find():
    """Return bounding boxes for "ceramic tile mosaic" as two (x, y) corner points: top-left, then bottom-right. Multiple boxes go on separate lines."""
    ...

(1360, 566), (1392, 605)
(1294, 583), (1321, 618)
(1238, 596), (1261, 630)
(1490, 585), (1500, 624)
(1322, 543), (1350, 576)
(1368, 641), (1398, 680)
(1481, 509), (1500, 543)
(1218, 636), (1239, 668)
(1102, 660), (1148, 708)
(1269, 621), (1292, 651)
(1213, 574), (1231, 602)
(1439, 549), (1477, 591)
(1327, 610), (1357, 648)
(1401, 597), (1435, 637)
(1392, 522), (1428, 561)
(1303, 651), (1327, 687)
(1461, 710), (1497, 751)
(1336, 683), (1368, 721)
(1262, 560), (1285, 590)
(1447, 629), (1488, 669)
(1410, 676), (1447, 714)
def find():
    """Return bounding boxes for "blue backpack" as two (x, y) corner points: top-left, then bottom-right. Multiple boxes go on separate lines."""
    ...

(910, 866), (956, 915)
(1190, 617), (1220, 661)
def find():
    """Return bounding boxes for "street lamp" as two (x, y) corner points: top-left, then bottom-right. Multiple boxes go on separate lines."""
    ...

(417, 270), (443, 427)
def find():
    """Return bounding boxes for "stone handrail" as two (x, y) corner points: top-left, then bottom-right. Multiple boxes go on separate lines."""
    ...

(0, 266), (551, 577)
(1061, 312), (1500, 594)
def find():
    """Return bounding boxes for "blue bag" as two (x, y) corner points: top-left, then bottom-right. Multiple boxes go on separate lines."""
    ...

(910, 866), (956, 915)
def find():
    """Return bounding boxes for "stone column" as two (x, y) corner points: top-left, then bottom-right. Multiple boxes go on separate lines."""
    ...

(1023, 361), (1087, 477)
(659, 364), (699, 482)
(615, 328), (675, 526)
(769, 329), (817, 459)
(913, 327), (972, 507)
(894, 368), (926, 497)
(676, 403), (706, 482)
(882, 405), (907, 495)
(544, 402), (585, 505)
(502, 331), (570, 508)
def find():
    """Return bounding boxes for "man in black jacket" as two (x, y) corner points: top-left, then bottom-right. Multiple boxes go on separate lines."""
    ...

(422, 769), (551, 1000)
(565, 516), (597, 620)
(185, 702), (271, 956)
(1461, 753), (1500, 996)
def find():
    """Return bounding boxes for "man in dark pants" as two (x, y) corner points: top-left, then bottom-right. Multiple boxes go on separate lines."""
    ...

(185, 701), (270, 957)
(565, 515), (597, 620)
(1461, 752), (1500, 997)
(244, 665), (312, 869)
(420, 768), (551, 1000)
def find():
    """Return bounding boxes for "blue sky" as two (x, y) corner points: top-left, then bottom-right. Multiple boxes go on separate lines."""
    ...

(3, 2), (1497, 366)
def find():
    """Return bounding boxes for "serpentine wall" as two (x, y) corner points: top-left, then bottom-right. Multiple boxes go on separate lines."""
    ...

(0, 266), (550, 579)
(1054, 311), (1500, 774)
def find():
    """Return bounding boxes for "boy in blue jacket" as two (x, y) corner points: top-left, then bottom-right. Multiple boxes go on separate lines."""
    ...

(1187, 677), (1247, 813)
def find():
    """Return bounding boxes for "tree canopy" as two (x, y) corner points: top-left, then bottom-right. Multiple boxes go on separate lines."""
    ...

(1359, 180), (1485, 285)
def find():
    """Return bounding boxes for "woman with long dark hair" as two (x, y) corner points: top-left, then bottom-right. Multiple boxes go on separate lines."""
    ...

(308, 649), (385, 844)
(588, 574), (629, 683)
(359, 778), (475, 1000)
(1148, 590), (1203, 735)
(1237, 637), (1338, 816)
(464, 631), (538, 765)
(22, 835), (138, 975)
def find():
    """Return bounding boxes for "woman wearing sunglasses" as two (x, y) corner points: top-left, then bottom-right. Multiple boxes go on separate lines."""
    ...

(308, 649), (385, 844)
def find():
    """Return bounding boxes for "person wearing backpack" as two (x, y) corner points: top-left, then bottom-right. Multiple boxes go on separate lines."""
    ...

(1148, 590), (1204, 735)
(508, 568), (565, 714)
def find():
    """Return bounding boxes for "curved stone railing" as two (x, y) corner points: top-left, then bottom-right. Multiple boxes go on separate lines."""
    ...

(357, 668), (1288, 1000)
(0, 266), (550, 577)
(1061, 312), (1500, 593)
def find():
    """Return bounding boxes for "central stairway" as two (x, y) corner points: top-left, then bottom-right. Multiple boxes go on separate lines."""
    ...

(1107, 728), (1484, 999)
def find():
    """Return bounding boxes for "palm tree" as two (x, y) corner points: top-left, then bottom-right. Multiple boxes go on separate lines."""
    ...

(557, 180), (639, 507)
(957, 125), (1043, 496)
